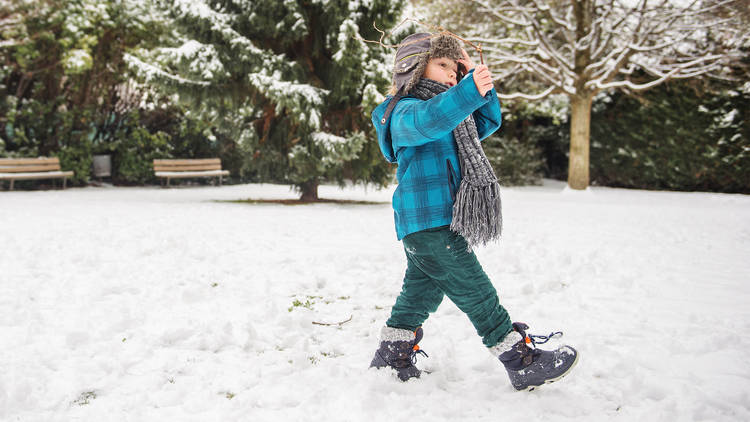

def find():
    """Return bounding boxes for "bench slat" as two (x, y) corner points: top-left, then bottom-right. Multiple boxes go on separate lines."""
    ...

(153, 159), (220, 165)
(154, 164), (222, 171)
(155, 170), (229, 178)
(0, 170), (73, 180)
(0, 157), (60, 165)
(152, 158), (228, 186)
(0, 164), (62, 173)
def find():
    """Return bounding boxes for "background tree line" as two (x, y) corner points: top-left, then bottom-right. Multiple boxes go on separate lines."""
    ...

(1, 0), (748, 194)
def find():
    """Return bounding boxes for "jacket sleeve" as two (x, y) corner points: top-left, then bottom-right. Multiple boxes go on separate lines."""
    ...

(390, 72), (490, 149)
(473, 88), (502, 141)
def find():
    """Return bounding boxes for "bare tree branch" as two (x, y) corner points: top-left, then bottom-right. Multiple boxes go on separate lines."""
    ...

(457, 0), (745, 100)
(497, 85), (558, 100)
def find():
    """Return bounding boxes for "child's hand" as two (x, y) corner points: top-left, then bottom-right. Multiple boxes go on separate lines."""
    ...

(459, 48), (494, 96)
(472, 65), (494, 97)
(457, 48), (476, 72)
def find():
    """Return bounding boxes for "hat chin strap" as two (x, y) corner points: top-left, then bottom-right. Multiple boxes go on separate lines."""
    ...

(380, 87), (404, 125)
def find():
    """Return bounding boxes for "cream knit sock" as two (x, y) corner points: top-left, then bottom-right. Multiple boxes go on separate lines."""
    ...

(379, 326), (416, 342)
(488, 330), (523, 356)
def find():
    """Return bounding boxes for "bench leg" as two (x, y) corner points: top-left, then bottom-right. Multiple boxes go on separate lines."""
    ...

(63, 177), (67, 189)
(10, 179), (14, 190)
(219, 175), (223, 186)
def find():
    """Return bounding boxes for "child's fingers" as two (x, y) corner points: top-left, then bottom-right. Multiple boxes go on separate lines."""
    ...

(474, 65), (491, 78)
(472, 67), (494, 96)
(475, 74), (492, 84)
(481, 66), (494, 81)
(460, 49), (475, 70)
(473, 66), (489, 84)
(474, 65), (494, 84)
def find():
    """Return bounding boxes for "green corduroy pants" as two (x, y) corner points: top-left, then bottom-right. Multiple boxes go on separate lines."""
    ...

(386, 226), (513, 347)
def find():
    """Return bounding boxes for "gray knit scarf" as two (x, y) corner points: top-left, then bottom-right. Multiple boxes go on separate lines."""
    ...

(409, 78), (503, 247)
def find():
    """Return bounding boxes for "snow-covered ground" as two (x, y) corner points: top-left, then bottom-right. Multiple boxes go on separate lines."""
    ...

(1, 181), (749, 421)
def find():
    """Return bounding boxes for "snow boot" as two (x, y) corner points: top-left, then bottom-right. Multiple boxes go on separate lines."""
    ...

(370, 326), (428, 381)
(493, 322), (578, 391)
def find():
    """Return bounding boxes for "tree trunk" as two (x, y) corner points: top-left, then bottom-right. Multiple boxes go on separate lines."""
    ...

(299, 180), (319, 201)
(567, 94), (593, 190)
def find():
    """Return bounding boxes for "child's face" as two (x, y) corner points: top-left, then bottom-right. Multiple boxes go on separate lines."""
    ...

(423, 57), (459, 87)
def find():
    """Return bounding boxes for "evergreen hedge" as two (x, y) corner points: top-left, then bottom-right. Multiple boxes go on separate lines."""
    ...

(484, 135), (545, 186)
(590, 82), (750, 193)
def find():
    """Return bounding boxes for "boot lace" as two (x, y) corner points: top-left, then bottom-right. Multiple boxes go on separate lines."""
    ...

(528, 331), (563, 346)
(382, 344), (428, 368)
(513, 321), (563, 348)
(410, 346), (429, 365)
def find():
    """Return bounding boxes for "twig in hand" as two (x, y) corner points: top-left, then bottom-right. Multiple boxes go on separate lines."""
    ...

(312, 315), (353, 326)
(356, 18), (484, 64)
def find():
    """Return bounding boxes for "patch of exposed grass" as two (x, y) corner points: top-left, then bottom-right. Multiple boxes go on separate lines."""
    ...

(72, 391), (96, 406)
(288, 298), (315, 312)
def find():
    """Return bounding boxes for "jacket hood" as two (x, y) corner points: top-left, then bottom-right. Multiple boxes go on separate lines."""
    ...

(372, 96), (398, 163)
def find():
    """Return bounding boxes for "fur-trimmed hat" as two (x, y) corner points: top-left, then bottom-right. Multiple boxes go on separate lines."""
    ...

(393, 33), (464, 94)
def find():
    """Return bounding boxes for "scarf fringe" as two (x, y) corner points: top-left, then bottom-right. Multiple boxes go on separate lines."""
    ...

(450, 180), (503, 248)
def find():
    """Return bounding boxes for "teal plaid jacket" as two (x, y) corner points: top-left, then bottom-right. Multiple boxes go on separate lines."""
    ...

(372, 71), (502, 240)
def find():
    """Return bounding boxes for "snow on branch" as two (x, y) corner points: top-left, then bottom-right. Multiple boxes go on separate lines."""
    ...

(247, 72), (329, 129)
(124, 53), (211, 87)
(158, 40), (227, 80)
(496, 85), (558, 101)
(312, 131), (347, 145)
(463, 0), (745, 100)
(0, 39), (26, 48)
(168, 0), (288, 69)
(472, 37), (539, 48)
(591, 53), (727, 90)
(0, 0), (32, 49)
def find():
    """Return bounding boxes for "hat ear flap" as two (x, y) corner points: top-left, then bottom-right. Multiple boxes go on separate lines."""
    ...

(404, 55), (428, 93)
(395, 58), (419, 76)
(393, 51), (429, 94)
(393, 54), (419, 73)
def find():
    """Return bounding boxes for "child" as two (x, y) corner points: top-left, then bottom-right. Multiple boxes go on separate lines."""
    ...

(369, 33), (578, 391)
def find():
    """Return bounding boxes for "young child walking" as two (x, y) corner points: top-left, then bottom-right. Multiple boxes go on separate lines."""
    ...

(369, 33), (578, 391)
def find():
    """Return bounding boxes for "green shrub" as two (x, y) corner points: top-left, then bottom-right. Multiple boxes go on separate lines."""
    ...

(2, 96), (95, 185)
(484, 134), (545, 186)
(493, 99), (570, 181)
(112, 124), (170, 184)
(590, 82), (750, 193)
(57, 136), (93, 185)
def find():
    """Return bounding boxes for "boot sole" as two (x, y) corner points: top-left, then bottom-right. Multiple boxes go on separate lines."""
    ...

(521, 350), (580, 392)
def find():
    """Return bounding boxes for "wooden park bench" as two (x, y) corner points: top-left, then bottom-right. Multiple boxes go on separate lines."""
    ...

(0, 157), (74, 190)
(153, 158), (230, 187)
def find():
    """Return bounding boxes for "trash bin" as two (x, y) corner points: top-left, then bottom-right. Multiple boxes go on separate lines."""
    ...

(92, 154), (112, 178)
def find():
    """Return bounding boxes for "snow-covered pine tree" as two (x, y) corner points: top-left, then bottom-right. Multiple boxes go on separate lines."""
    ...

(127, 0), (402, 199)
